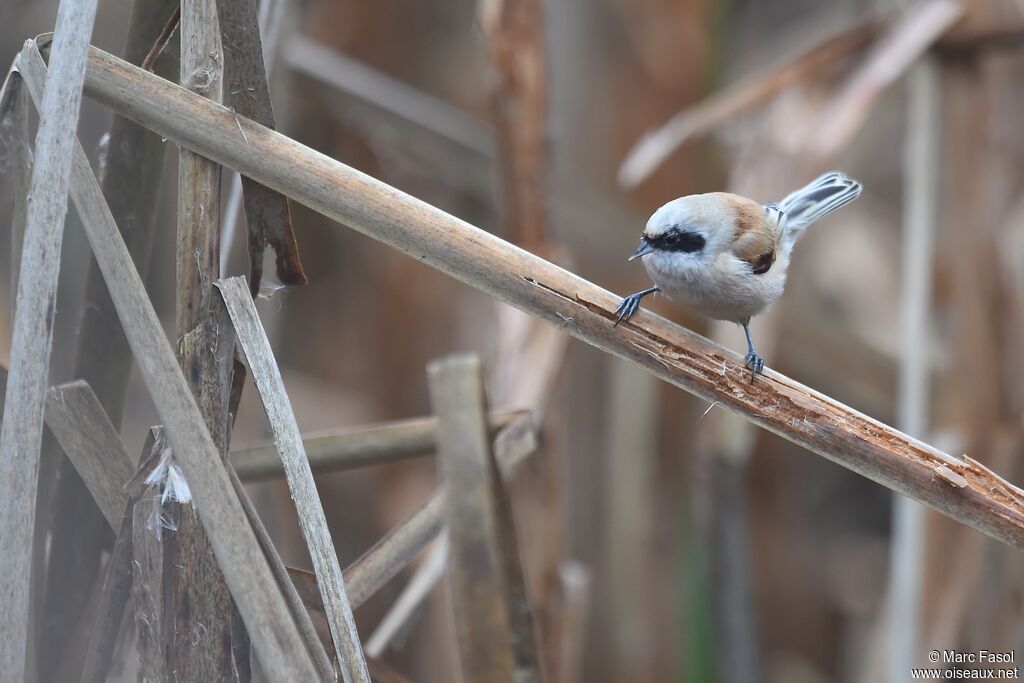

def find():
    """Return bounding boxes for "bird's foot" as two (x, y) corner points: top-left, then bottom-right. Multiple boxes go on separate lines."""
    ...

(744, 351), (765, 381)
(613, 293), (644, 327)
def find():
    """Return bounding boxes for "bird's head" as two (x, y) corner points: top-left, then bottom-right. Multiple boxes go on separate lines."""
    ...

(629, 194), (736, 270)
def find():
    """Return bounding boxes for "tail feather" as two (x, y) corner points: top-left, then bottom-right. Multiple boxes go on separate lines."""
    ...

(777, 171), (862, 241)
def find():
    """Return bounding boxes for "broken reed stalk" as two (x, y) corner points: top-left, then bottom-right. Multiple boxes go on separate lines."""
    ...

(0, 4), (97, 678)
(173, 1), (245, 678)
(231, 409), (525, 480)
(216, 0), (306, 292)
(71, 42), (1024, 550)
(218, 0), (287, 278)
(44, 381), (135, 529)
(427, 355), (530, 683)
(218, 275), (369, 683)
(72, 42), (1024, 550)
(16, 44), (322, 681)
(44, 373), (326, 681)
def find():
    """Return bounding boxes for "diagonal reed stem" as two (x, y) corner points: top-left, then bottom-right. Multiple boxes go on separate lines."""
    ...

(69, 41), (1024, 551)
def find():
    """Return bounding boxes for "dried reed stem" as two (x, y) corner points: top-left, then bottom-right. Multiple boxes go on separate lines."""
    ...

(140, 4), (180, 72)
(0, 4), (97, 677)
(44, 381), (135, 529)
(172, 1), (244, 677)
(480, 0), (550, 249)
(218, 275), (369, 683)
(225, 465), (336, 679)
(217, 0), (306, 292)
(886, 51), (941, 682)
(428, 355), (524, 683)
(231, 410), (524, 481)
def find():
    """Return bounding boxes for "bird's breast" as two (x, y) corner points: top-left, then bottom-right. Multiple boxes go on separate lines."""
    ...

(642, 251), (788, 323)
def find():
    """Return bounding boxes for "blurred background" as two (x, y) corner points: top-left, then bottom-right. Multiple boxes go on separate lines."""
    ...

(2, 0), (1024, 681)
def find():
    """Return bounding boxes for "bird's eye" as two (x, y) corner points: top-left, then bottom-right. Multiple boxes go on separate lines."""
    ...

(658, 228), (704, 253)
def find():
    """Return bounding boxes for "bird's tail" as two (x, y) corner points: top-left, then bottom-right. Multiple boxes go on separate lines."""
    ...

(777, 171), (862, 243)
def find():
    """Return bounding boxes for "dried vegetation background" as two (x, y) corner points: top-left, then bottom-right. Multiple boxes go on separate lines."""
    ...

(1, 0), (1024, 681)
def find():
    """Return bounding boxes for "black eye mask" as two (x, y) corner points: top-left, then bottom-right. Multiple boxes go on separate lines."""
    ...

(652, 226), (705, 253)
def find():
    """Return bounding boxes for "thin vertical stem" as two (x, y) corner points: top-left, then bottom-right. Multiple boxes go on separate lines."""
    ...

(429, 354), (519, 683)
(480, 0), (550, 250)
(0, 2), (98, 678)
(603, 360), (659, 681)
(887, 55), (939, 683)
(170, 0), (242, 678)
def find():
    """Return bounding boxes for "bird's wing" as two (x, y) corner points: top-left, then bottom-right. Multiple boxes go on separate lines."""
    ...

(730, 200), (783, 275)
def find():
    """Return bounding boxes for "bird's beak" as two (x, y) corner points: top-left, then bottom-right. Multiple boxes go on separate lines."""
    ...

(628, 237), (655, 261)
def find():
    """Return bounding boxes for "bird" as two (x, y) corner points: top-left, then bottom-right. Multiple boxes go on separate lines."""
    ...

(613, 171), (862, 380)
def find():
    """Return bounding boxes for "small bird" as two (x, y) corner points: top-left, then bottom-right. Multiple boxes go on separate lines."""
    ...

(614, 171), (862, 379)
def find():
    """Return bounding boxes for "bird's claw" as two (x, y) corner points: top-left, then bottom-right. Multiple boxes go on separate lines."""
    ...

(744, 351), (765, 381)
(613, 294), (642, 327)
